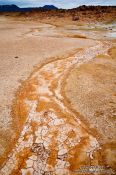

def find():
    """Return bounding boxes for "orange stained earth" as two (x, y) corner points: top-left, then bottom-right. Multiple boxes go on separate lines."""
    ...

(0, 41), (115, 175)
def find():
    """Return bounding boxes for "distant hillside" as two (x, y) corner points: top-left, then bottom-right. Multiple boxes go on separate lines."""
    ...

(0, 4), (58, 12)
(0, 4), (116, 23)
(0, 4), (116, 13)
(0, 5), (20, 12)
(41, 5), (58, 10)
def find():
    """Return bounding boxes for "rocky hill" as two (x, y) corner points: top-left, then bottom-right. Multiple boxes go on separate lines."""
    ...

(0, 5), (115, 23)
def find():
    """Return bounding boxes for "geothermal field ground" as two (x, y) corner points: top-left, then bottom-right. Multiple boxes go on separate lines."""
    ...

(0, 7), (116, 175)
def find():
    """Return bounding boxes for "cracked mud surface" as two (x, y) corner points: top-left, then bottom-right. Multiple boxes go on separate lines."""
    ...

(0, 17), (96, 166)
(0, 16), (116, 175)
(1, 40), (115, 175)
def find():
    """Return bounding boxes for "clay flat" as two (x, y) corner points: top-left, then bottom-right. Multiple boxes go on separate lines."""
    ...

(0, 12), (116, 175)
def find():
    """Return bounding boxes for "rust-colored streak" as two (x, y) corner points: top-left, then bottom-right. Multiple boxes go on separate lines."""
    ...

(0, 42), (114, 175)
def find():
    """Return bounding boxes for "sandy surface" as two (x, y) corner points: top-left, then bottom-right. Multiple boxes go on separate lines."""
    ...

(0, 15), (116, 175)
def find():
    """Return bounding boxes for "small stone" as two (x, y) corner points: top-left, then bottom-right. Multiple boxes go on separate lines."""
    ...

(15, 56), (18, 58)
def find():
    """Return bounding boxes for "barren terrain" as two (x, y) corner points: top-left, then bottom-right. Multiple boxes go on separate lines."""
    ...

(0, 9), (116, 175)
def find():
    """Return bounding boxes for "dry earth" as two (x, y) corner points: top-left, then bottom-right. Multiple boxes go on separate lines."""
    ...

(65, 46), (116, 171)
(0, 15), (116, 175)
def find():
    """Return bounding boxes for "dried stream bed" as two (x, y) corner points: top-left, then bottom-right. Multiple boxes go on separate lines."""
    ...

(1, 40), (115, 175)
(0, 17), (116, 175)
